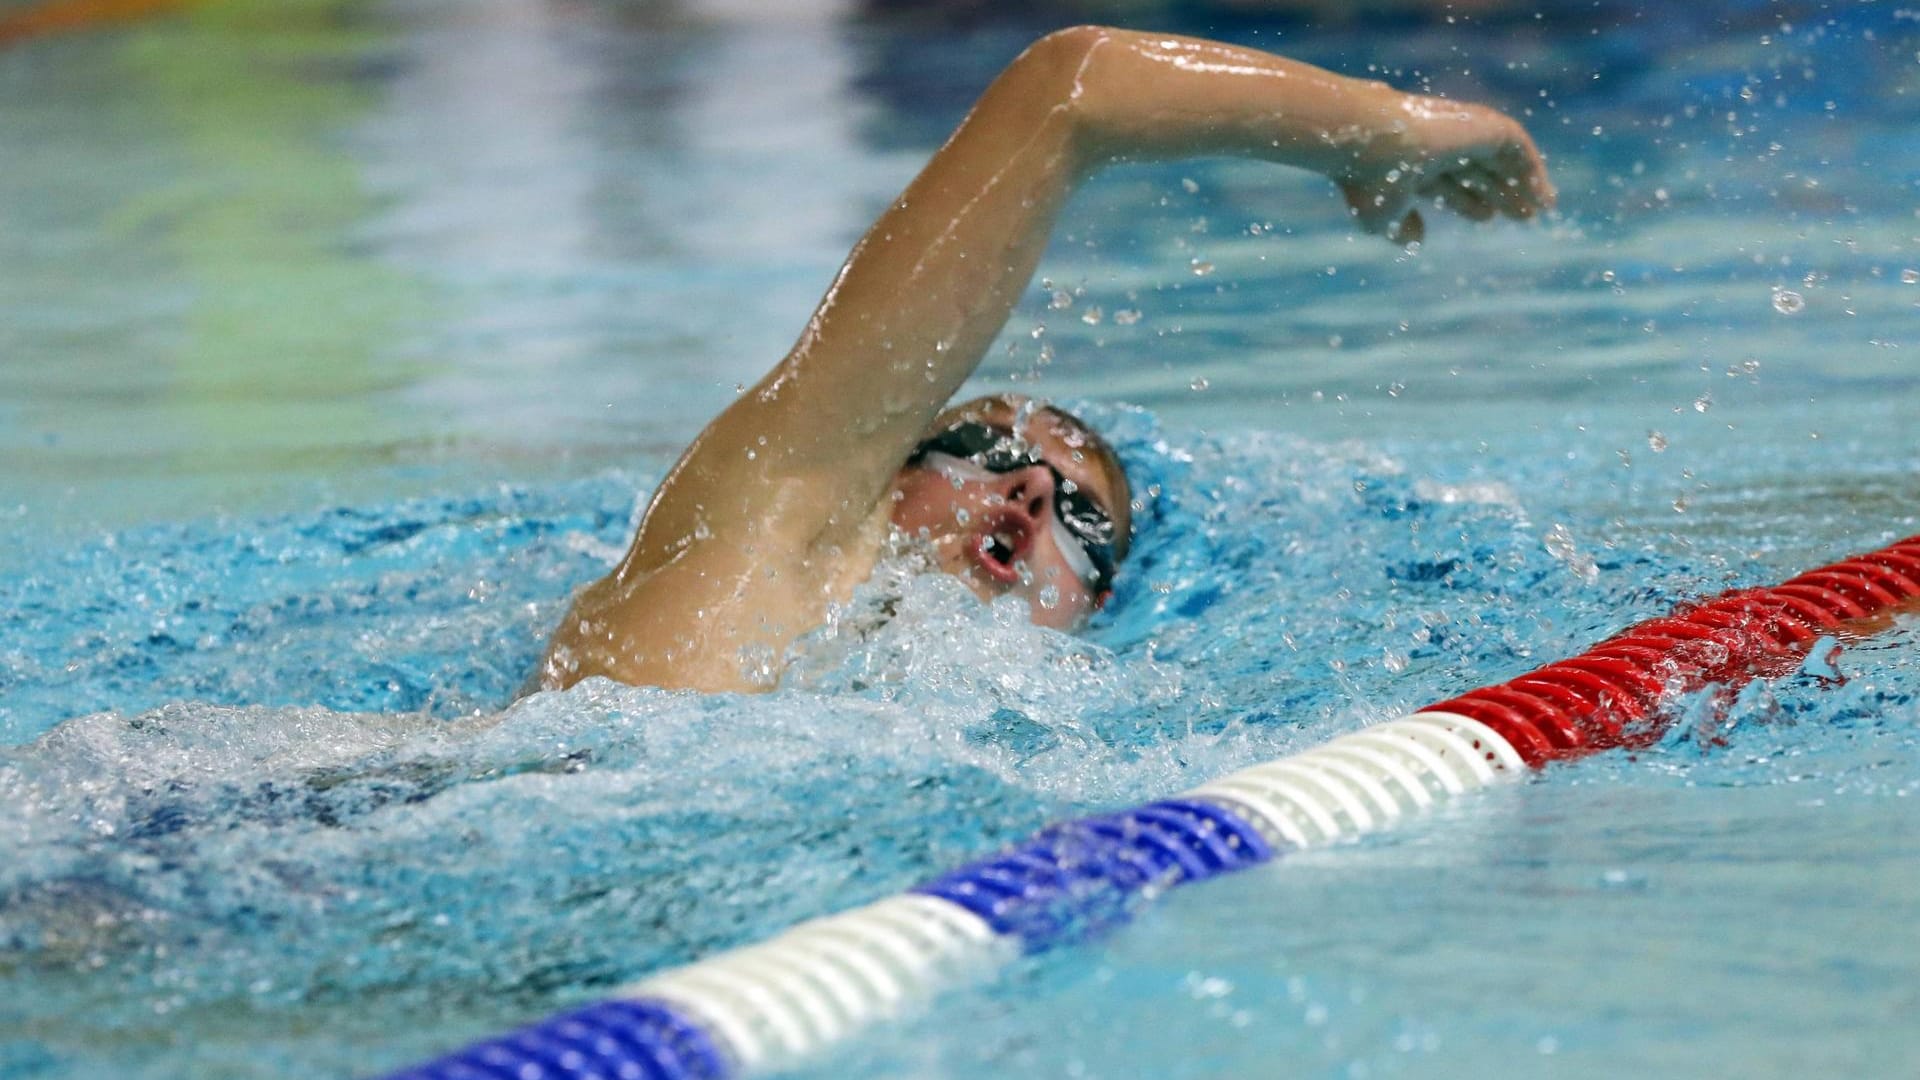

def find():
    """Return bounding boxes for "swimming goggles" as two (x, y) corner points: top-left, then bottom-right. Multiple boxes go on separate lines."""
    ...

(907, 420), (1119, 590)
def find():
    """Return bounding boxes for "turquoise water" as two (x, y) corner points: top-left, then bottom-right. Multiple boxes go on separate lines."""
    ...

(2, 3), (1917, 1077)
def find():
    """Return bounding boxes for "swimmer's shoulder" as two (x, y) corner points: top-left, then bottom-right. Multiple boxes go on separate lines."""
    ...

(535, 514), (891, 693)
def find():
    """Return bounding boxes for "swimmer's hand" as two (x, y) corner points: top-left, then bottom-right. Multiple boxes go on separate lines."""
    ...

(1337, 96), (1554, 245)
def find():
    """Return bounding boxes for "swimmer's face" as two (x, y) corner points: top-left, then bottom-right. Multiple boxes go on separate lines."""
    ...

(887, 398), (1131, 631)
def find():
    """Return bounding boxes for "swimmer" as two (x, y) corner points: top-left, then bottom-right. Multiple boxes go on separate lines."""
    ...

(536, 25), (1554, 693)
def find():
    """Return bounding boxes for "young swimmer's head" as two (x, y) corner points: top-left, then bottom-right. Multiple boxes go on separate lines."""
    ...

(887, 394), (1132, 630)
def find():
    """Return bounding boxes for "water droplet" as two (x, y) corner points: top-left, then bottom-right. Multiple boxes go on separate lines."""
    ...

(1080, 306), (1103, 326)
(1543, 523), (1599, 584)
(1772, 288), (1806, 314)
(1647, 431), (1668, 452)
(1672, 496), (1690, 513)
(954, 508), (971, 525)
(1114, 309), (1142, 326)
(1693, 393), (1712, 413)
(1049, 289), (1073, 311)
(1037, 584), (1060, 610)
(1190, 259), (1215, 276)
(1189, 376), (1210, 392)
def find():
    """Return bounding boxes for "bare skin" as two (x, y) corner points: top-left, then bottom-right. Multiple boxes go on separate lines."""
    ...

(537, 25), (1554, 694)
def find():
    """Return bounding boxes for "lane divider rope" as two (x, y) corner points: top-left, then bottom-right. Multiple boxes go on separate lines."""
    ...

(381, 534), (1920, 1080)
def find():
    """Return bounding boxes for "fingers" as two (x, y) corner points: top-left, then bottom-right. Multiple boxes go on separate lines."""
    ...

(1341, 180), (1410, 237)
(1465, 163), (1528, 220)
(1477, 122), (1554, 219)
(1500, 128), (1557, 215)
(1404, 99), (1555, 222)
(1339, 103), (1555, 244)
(1425, 160), (1541, 223)
(1387, 209), (1423, 245)
(1434, 175), (1497, 221)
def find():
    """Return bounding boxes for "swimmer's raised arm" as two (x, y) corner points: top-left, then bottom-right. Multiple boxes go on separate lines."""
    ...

(621, 26), (1552, 579)
(544, 26), (1551, 691)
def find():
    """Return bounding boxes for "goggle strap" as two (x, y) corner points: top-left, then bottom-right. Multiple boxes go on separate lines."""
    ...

(1049, 513), (1101, 586)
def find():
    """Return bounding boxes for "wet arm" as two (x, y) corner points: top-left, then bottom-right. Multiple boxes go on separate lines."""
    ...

(622, 25), (1552, 577)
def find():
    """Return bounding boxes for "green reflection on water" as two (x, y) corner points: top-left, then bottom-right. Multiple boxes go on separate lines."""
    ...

(123, 0), (425, 478)
(0, 0), (435, 538)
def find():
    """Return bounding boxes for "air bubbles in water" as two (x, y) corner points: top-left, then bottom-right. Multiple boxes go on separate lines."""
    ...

(1189, 377), (1210, 392)
(1113, 309), (1142, 326)
(1693, 393), (1712, 413)
(1771, 288), (1806, 314)
(1037, 584), (1059, 610)
(1647, 430), (1669, 452)
(1190, 258), (1215, 277)
(1049, 289), (1073, 311)
(1901, 268), (1919, 284)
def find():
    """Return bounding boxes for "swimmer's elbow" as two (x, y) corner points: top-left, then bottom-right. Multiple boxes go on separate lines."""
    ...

(1020, 24), (1112, 71)
(1003, 25), (1111, 112)
(981, 26), (1121, 170)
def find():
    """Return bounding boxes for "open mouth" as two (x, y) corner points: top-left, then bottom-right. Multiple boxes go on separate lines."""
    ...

(970, 515), (1030, 583)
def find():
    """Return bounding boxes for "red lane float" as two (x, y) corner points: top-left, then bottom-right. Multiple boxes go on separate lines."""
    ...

(1424, 534), (1920, 767)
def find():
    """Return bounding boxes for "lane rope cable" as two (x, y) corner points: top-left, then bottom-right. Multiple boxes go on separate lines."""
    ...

(381, 533), (1920, 1080)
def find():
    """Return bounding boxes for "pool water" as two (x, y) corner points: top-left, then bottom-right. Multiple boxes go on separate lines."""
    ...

(2, 2), (1917, 1077)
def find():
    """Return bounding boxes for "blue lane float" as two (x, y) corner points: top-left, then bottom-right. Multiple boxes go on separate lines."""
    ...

(386, 998), (728, 1080)
(380, 711), (1519, 1080)
(915, 799), (1275, 948)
